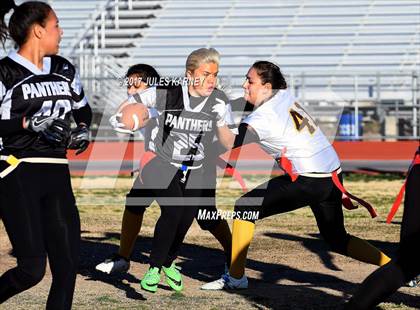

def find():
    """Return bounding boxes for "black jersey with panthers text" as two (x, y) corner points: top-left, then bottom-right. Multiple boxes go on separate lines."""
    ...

(0, 51), (88, 158)
(132, 85), (229, 167)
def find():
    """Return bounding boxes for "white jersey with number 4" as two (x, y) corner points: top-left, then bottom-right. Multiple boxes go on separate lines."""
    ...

(242, 89), (340, 174)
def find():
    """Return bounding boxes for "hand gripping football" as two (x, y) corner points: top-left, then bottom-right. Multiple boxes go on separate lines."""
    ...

(119, 103), (149, 131)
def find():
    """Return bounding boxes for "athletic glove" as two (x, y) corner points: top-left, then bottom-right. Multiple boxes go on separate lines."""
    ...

(109, 108), (156, 134)
(26, 115), (56, 133)
(42, 118), (71, 146)
(211, 99), (227, 127)
(68, 124), (90, 155)
(109, 112), (135, 134)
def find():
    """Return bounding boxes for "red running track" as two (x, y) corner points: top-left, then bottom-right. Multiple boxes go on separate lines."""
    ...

(68, 141), (418, 161)
(67, 141), (418, 176)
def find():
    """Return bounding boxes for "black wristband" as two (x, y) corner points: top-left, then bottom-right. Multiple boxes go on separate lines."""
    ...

(73, 105), (92, 127)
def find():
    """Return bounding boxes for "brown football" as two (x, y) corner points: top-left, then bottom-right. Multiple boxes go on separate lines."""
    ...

(120, 103), (148, 131)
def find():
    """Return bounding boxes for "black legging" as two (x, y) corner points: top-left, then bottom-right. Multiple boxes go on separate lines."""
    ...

(140, 156), (203, 269)
(0, 163), (80, 310)
(346, 164), (420, 310)
(126, 141), (223, 232)
(125, 162), (221, 232)
(234, 173), (351, 255)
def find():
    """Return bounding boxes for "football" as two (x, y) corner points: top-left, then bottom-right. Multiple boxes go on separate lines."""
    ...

(119, 103), (149, 131)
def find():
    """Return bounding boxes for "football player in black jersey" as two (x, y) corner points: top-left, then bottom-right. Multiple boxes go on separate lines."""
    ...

(346, 144), (420, 309)
(0, 1), (91, 309)
(120, 48), (235, 293)
(96, 64), (233, 280)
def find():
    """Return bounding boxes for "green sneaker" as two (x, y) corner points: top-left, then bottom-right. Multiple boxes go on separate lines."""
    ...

(162, 263), (183, 292)
(140, 267), (161, 293)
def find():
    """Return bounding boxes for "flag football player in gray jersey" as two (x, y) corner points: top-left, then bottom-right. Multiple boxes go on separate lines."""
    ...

(119, 48), (235, 293)
(0, 1), (91, 308)
(96, 63), (234, 282)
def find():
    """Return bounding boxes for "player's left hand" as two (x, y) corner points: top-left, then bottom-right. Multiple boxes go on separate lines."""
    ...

(42, 118), (71, 146)
(68, 123), (90, 155)
(212, 99), (227, 127)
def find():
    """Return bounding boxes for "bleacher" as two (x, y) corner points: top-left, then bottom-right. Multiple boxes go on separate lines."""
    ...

(1, 0), (105, 55)
(51, 0), (107, 55)
(1, 0), (419, 110)
(124, 0), (419, 102)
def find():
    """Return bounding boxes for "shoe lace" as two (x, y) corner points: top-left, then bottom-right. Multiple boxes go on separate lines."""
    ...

(222, 273), (231, 284)
(165, 263), (181, 271)
(146, 268), (160, 280)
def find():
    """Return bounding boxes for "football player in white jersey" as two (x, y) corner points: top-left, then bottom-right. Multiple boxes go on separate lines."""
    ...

(95, 64), (162, 274)
(202, 61), (391, 290)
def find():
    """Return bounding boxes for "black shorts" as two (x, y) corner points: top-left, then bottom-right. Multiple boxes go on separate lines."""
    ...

(125, 156), (221, 231)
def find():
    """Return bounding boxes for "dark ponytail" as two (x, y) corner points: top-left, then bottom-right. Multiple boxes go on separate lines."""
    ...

(0, 0), (16, 47)
(0, 1), (52, 48)
(251, 61), (287, 93)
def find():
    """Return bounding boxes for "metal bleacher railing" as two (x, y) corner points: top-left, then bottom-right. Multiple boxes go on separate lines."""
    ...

(66, 0), (419, 141)
(0, 0), (419, 141)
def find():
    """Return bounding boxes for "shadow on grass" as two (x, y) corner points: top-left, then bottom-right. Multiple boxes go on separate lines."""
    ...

(78, 231), (418, 309)
(78, 232), (146, 301)
(265, 232), (399, 271)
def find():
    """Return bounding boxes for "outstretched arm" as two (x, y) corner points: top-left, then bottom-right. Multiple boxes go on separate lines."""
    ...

(232, 123), (259, 149)
(217, 123), (259, 150)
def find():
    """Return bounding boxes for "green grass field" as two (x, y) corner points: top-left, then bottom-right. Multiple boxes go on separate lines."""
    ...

(1, 174), (419, 309)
